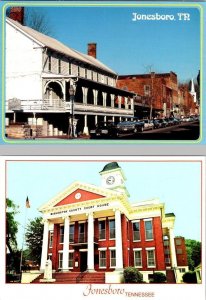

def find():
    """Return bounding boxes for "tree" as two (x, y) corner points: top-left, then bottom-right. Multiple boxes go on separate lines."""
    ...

(24, 8), (52, 36)
(6, 198), (19, 253)
(185, 239), (201, 271)
(25, 217), (43, 265)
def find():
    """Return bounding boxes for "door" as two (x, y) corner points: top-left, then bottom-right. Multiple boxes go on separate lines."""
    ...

(80, 252), (87, 272)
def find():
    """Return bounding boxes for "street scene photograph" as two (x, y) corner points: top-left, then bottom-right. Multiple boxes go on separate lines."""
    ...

(6, 157), (203, 286)
(4, 4), (201, 142)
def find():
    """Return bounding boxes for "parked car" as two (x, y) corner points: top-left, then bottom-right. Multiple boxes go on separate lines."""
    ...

(90, 120), (144, 138)
(164, 118), (174, 126)
(157, 119), (168, 128)
(153, 119), (161, 129)
(141, 119), (154, 131)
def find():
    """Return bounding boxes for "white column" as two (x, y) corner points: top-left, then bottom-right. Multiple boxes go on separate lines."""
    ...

(115, 209), (123, 270)
(62, 216), (70, 272)
(87, 213), (95, 272)
(40, 219), (49, 271)
(83, 115), (89, 135)
(111, 94), (115, 108)
(169, 228), (177, 267)
(95, 115), (98, 125)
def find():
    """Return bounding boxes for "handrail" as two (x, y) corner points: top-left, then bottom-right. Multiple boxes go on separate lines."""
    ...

(76, 271), (88, 283)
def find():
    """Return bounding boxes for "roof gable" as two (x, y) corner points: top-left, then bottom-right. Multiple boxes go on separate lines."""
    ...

(54, 188), (105, 206)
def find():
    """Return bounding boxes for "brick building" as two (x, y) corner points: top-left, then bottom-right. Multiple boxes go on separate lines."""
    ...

(39, 162), (188, 283)
(6, 7), (134, 138)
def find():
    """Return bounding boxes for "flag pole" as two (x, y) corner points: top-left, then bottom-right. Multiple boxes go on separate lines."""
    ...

(19, 197), (30, 282)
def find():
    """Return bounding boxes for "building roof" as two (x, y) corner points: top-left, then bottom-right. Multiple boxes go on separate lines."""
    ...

(7, 17), (117, 76)
(165, 213), (175, 217)
(100, 162), (121, 173)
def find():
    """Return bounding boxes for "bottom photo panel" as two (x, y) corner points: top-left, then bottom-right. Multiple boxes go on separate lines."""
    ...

(2, 156), (205, 300)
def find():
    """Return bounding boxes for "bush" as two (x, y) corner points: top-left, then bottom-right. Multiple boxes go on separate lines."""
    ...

(182, 272), (197, 283)
(152, 272), (167, 283)
(124, 267), (143, 283)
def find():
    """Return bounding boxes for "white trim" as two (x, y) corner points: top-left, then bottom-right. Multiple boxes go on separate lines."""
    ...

(133, 248), (142, 251)
(131, 220), (140, 223)
(110, 249), (116, 268)
(98, 247), (107, 251)
(144, 218), (153, 222)
(99, 249), (107, 269)
(79, 249), (88, 252)
(68, 250), (75, 253)
(145, 247), (155, 250)
(98, 217), (106, 221)
(133, 249), (142, 268)
(78, 221), (86, 224)
(109, 247), (116, 250)
(108, 217), (115, 220)
(58, 250), (63, 253)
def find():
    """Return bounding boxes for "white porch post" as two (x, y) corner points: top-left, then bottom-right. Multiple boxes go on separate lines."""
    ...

(40, 219), (49, 271)
(83, 114), (89, 135)
(62, 216), (70, 272)
(95, 115), (98, 125)
(169, 228), (177, 267)
(115, 209), (123, 270)
(87, 212), (95, 272)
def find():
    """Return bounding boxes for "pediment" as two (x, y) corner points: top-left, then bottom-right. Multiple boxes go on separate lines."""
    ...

(54, 188), (105, 206)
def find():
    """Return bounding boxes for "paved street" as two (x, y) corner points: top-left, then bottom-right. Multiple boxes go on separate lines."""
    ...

(91, 121), (199, 141)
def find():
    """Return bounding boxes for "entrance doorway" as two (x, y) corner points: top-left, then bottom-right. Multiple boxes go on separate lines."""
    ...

(80, 252), (87, 272)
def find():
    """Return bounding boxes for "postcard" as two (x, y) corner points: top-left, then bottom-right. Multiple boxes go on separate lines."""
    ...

(0, 156), (205, 300)
(0, 1), (205, 144)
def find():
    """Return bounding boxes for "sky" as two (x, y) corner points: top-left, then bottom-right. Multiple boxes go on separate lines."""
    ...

(22, 4), (201, 82)
(6, 159), (202, 248)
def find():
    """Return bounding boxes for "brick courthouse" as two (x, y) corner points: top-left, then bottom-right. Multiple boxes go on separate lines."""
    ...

(39, 162), (188, 283)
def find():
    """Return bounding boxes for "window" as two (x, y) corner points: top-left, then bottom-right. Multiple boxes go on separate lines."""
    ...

(48, 253), (52, 260)
(85, 68), (87, 79)
(109, 219), (115, 239)
(48, 55), (51, 72)
(99, 220), (106, 240)
(91, 71), (94, 80)
(49, 231), (53, 248)
(176, 248), (183, 254)
(147, 249), (156, 267)
(165, 257), (171, 264)
(58, 252), (63, 269)
(58, 58), (61, 74)
(144, 85), (151, 96)
(134, 250), (142, 267)
(175, 239), (182, 246)
(164, 240), (169, 246)
(69, 252), (74, 268)
(78, 223), (85, 243)
(133, 222), (140, 241)
(164, 249), (170, 255)
(99, 250), (106, 268)
(145, 220), (153, 240)
(179, 268), (186, 273)
(110, 250), (116, 267)
(60, 226), (64, 243)
(69, 224), (74, 243)
(77, 66), (80, 77)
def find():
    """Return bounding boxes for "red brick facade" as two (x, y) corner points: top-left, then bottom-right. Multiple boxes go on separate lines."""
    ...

(175, 237), (188, 266)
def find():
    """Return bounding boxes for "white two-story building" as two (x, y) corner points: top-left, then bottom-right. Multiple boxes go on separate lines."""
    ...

(5, 7), (134, 137)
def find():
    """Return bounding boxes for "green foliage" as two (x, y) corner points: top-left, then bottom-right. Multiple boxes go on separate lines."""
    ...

(25, 217), (43, 264)
(182, 272), (197, 283)
(124, 267), (143, 283)
(185, 239), (201, 271)
(152, 272), (167, 283)
(6, 198), (19, 253)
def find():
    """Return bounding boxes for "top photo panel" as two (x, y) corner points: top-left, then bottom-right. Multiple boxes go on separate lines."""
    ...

(1, 2), (204, 145)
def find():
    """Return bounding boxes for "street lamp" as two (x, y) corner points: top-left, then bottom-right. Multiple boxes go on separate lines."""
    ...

(69, 85), (75, 138)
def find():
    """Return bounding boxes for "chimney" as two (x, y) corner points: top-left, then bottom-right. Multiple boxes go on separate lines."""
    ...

(9, 7), (24, 25)
(88, 43), (97, 59)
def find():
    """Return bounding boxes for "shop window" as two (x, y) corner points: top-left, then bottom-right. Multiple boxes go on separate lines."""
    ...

(99, 250), (106, 268)
(99, 220), (106, 240)
(133, 222), (140, 241)
(145, 220), (153, 240)
(109, 219), (115, 239)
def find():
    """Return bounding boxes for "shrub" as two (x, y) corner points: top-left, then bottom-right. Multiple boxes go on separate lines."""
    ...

(152, 272), (167, 283)
(124, 267), (143, 283)
(182, 272), (197, 283)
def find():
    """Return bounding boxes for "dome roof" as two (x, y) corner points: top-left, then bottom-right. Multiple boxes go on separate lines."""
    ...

(100, 162), (120, 173)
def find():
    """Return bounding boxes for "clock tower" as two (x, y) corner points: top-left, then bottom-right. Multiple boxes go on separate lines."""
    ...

(99, 162), (130, 196)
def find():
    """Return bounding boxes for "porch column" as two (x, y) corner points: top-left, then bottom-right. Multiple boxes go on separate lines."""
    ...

(93, 89), (98, 105)
(95, 115), (98, 125)
(111, 94), (115, 108)
(115, 209), (123, 270)
(118, 96), (121, 109)
(82, 87), (88, 104)
(62, 216), (70, 272)
(103, 92), (107, 107)
(83, 115), (89, 135)
(169, 228), (177, 267)
(87, 212), (95, 272)
(104, 116), (107, 122)
(40, 219), (49, 271)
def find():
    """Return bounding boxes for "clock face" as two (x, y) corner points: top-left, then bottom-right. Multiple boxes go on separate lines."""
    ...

(75, 192), (81, 200)
(106, 176), (115, 185)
